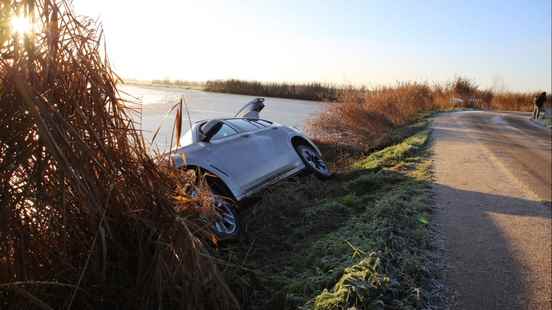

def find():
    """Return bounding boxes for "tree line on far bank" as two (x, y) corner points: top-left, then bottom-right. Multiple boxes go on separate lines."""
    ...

(204, 79), (339, 101)
(203, 78), (548, 112)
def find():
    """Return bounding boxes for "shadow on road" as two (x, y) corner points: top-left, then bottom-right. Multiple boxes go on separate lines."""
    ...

(433, 172), (551, 310)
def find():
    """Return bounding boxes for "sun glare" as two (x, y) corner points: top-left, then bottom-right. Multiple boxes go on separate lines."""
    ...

(10, 16), (33, 34)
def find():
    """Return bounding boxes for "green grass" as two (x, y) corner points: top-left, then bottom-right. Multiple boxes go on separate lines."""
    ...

(219, 129), (435, 309)
(352, 130), (429, 172)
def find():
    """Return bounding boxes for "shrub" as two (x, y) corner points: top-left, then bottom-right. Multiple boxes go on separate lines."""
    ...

(307, 83), (434, 151)
(491, 92), (535, 112)
(308, 77), (541, 153)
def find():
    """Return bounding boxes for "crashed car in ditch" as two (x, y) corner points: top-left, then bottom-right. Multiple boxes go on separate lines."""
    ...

(172, 98), (331, 238)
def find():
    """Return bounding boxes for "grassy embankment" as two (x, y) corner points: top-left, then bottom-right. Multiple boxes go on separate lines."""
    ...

(220, 121), (436, 309)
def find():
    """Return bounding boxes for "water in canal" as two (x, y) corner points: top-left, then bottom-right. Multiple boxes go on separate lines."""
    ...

(120, 84), (326, 151)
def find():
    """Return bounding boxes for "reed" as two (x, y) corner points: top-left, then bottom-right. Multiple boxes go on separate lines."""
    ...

(307, 83), (434, 151)
(0, 1), (236, 309)
(307, 78), (547, 153)
(205, 79), (339, 101)
(491, 92), (535, 112)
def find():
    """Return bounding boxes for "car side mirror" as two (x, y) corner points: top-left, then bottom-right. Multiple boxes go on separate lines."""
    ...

(199, 120), (223, 142)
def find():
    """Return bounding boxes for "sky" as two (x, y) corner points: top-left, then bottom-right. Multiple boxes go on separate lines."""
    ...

(73, 0), (551, 92)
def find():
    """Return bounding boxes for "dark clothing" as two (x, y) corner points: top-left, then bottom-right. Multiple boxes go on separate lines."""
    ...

(535, 93), (546, 108)
(532, 93), (547, 120)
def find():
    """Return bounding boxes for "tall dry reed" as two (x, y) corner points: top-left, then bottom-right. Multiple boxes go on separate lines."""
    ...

(308, 83), (435, 150)
(491, 92), (535, 112)
(308, 78), (546, 153)
(0, 1), (236, 309)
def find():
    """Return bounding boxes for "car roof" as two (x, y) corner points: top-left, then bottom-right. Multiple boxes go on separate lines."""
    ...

(194, 117), (273, 124)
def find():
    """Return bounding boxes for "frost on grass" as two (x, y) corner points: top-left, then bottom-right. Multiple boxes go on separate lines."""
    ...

(314, 254), (391, 310)
(222, 129), (436, 309)
(353, 130), (430, 171)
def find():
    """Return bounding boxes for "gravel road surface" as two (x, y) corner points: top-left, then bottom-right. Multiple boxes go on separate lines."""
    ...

(432, 111), (551, 309)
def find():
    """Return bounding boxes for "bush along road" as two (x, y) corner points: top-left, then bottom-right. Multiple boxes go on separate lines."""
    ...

(217, 125), (440, 309)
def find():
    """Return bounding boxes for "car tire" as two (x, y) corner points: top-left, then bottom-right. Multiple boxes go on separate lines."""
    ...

(295, 144), (333, 179)
(211, 195), (240, 240)
(186, 170), (240, 240)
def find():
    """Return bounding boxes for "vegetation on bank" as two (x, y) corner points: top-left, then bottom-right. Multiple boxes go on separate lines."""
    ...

(202, 78), (547, 115)
(205, 79), (339, 101)
(125, 78), (205, 90)
(220, 127), (436, 309)
(126, 78), (547, 119)
(307, 78), (549, 150)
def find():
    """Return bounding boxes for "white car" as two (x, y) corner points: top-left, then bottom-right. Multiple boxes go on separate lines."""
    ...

(172, 98), (331, 238)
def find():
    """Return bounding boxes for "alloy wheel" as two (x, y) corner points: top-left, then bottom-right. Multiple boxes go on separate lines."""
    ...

(300, 146), (330, 176)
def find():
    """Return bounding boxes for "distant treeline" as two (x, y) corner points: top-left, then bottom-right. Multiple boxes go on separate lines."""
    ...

(150, 79), (204, 88)
(204, 79), (339, 102)
(125, 79), (205, 89)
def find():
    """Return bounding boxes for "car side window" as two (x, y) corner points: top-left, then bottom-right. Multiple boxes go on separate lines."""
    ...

(211, 124), (239, 141)
(226, 119), (262, 132)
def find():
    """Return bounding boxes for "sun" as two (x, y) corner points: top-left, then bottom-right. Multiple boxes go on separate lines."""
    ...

(10, 15), (33, 34)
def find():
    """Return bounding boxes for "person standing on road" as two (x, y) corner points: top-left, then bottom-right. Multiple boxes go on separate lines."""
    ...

(532, 91), (546, 120)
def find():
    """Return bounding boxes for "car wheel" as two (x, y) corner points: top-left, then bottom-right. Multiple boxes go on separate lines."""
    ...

(188, 180), (240, 240)
(211, 196), (240, 240)
(295, 144), (332, 179)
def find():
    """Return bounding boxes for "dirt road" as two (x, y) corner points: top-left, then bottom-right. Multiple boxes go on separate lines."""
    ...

(432, 111), (552, 309)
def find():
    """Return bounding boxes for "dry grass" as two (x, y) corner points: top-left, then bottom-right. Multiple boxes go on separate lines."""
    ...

(490, 92), (535, 112)
(307, 78), (547, 154)
(0, 1), (236, 309)
(307, 83), (434, 152)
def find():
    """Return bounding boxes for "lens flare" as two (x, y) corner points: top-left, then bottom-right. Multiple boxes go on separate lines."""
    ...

(10, 16), (33, 34)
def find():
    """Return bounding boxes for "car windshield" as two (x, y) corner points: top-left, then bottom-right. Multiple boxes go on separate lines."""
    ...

(211, 123), (239, 141)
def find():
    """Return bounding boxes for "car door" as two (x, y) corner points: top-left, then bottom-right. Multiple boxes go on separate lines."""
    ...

(248, 119), (301, 178)
(226, 119), (299, 183)
(203, 121), (268, 197)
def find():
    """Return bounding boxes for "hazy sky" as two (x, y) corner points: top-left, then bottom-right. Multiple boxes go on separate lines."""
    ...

(73, 0), (551, 92)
